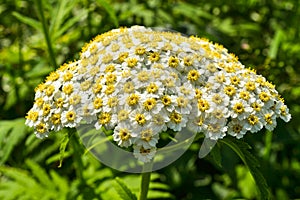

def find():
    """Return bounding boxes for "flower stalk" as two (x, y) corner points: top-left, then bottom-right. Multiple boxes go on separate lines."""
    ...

(35, 0), (57, 68)
(139, 162), (153, 200)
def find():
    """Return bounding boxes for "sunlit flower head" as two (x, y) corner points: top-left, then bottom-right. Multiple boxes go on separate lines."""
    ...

(25, 26), (291, 162)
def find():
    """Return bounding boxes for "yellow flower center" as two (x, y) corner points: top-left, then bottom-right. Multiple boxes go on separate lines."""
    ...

(45, 85), (55, 96)
(251, 102), (261, 111)
(239, 91), (250, 100)
(92, 83), (102, 94)
(148, 52), (160, 62)
(168, 56), (179, 68)
(141, 129), (153, 142)
(51, 113), (61, 125)
(118, 52), (129, 62)
(264, 113), (273, 124)
(233, 102), (245, 114)
(127, 94), (140, 106)
(247, 115), (259, 125)
(183, 56), (193, 66)
(62, 84), (74, 95)
(66, 111), (76, 122)
(230, 76), (240, 85)
(198, 99), (210, 112)
(195, 89), (202, 99)
(224, 86), (236, 96)
(245, 81), (256, 91)
(119, 128), (131, 141)
(259, 92), (270, 102)
(143, 98), (156, 111)
(69, 95), (81, 105)
(55, 97), (64, 108)
(35, 98), (44, 107)
(42, 104), (51, 116)
(212, 94), (223, 104)
(137, 71), (150, 82)
(93, 98), (103, 109)
(146, 83), (158, 93)
(105, 73), (117, 84)
(135, 46), (146, 55)
(46, 71), (60, 82)
(36, 123), (47, 133)
(176, 96), (188, 107)
(63, 71), (73, 81)
(26, 111), (39, 121)
(98, 112), (111, 125)
(135, 113), (146, 125)
(170, 112), (182, 124)
(232, 124), (243, 133)
(102, 53), (113, 64)
(105, 84), (115, 95)
(104, 64), (115, 73)
(118, 110), (129, 121)
(108, 97), (118, 107)
(161, 95), (172, 106)
(127, 58), (138, 67)
(187, 70), (200, 81)
(123, 82), (134, 93)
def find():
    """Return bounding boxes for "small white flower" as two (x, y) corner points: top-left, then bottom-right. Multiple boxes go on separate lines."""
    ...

(133, 145), (156, 163)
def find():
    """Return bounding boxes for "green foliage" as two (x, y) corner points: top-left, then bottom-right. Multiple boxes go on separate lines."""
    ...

(1, 0), (299, 199)
(114, 177), (138, 200)
(0, 118), (27, 165)
(220, 138), (271, 200)
(0, 159), (69, 200)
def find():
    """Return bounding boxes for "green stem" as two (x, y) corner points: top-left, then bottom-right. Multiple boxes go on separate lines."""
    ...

(35, 0), (57, 68)
(69, 129), (85, 182)
(139, 162), (152, 200)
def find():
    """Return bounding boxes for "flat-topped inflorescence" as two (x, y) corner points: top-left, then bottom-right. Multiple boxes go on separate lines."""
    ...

(26, 26), (291, 162)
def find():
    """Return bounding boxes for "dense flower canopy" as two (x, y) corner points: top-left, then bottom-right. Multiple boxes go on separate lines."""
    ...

(25, 26), (291, 162)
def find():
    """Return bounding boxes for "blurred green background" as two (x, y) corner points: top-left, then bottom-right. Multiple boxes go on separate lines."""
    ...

(0, 0), (299, 199)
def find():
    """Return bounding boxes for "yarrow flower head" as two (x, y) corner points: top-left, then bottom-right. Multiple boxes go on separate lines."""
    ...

(25, 26), (291, 163)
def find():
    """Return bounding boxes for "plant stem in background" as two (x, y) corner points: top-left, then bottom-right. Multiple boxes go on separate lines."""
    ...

(35, 0), (57, 68)
(139, 163), (152, 200)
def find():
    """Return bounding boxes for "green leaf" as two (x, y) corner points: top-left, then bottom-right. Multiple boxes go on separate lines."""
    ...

(12, 11), (42, 31)
(113, 177), (137, 200)
(209, 143), (222, 168)
(268, 28), (284, 59)
(96, 0), (119, 27)
(0, 118), (27, 165)
(58, 131), (70, 167)
(53, 10), (87, 40)
(220, 138), (271, 200)
(25, 159), (54, 190)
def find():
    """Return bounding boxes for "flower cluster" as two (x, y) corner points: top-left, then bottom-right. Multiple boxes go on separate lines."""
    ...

(26, 26), (291, 162)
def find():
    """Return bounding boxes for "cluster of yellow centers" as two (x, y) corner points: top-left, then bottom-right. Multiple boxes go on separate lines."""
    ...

(26, 26), (291, 162)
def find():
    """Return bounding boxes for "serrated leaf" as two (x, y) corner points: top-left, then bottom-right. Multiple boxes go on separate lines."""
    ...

(209, 143), (222, 168)
(114, 177), (137, 200)
(96, 0), (119, 27)
(220, 138), (271, 200)
(49, 170), (69, 197)
(25, 159), (54, 190)
(12, 11), (42, 31)
(58, 131), (70, 167)
(0, 118), (27, 164)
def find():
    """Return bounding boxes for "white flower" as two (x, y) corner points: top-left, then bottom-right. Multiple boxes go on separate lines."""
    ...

(26, 26), (291, 163)
(135, 127), (159, 149)
(227, 119), (248, 139)
(133, 145), (156, 163)
(61, 108), (82, 128)
(113, 123), (136, 147)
